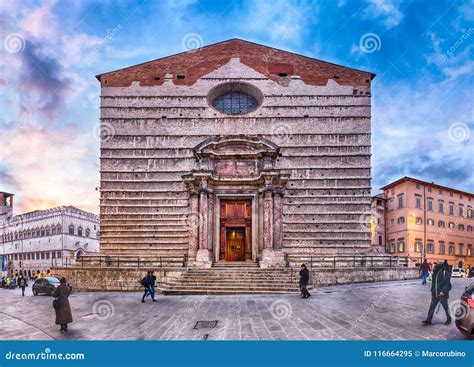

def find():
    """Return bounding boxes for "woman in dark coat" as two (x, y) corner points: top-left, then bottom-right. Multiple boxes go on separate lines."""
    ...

(53, 277), (73, 332)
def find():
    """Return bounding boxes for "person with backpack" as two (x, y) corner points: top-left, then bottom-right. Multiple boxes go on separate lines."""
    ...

(422, 260), (452, 325)
(148, 271), (157, 302)
(19, 276), (26, 296)
(141, 271), (151, 303)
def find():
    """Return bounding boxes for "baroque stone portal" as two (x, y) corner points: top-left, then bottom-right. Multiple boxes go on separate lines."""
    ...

(182, 136), (289, 267)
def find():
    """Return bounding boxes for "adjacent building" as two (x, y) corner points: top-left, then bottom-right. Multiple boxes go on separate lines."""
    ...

(370, 193), (386, 253)
(0, 192), (100, 277)
(96, 38), (375, 267)
(376, 177), (473, 270)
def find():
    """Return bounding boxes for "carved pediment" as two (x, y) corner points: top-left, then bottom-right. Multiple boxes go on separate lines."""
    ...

(183, 135), (288, 191)
(194, 135), (279, 161)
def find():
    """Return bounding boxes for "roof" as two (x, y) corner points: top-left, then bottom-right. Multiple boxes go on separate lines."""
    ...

(380, 176), (473, 197)
(96, 38), (375, 88)
(4, 205), (99, 223)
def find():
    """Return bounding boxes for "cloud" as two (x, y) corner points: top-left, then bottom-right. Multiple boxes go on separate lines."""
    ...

(364, 0), (404, 29)
(0, 125), (99, 214)
(15, 39), (72, 119)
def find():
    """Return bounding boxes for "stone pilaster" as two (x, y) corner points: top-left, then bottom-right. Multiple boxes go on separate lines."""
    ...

(263, 190), (273, 249)
(187, 192), (199, 260)
(273, 191), (283, 250)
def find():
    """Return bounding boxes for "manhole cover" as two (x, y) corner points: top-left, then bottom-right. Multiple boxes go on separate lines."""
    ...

(194, 320), (218, 329)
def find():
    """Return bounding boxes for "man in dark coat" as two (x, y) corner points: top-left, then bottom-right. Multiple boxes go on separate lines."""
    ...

(53, 277), (73, 333)
(419, 259), (431, 285)
(141, 271), (152, 303)
(299, 264), (311, 299)
(149, 271), (157, 302)
(422, 260), (452, 325)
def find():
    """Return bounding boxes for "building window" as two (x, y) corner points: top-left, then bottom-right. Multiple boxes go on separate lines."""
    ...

(415, 195), (422, 209)
(439, 189), (443, 195)
(68, 225), (74, 235)
(45, 227), (50, 236)
(416, 184), (420, 189)
(449, 203), (454, 215)
(397, 216), (405, 224)
(427, 218), (434, 226)
(439, 242), (445, 254)
(448, 222), (455, 230)
(468, 246), (472, 257)
(57, 225), (62, 234)
(459, 244), (464, 256)
(378, 235), (382, 246)
(57, 251), (62, 258)
(397, 194), (404, 208)
(46, 252), (50, 260)
(389, 241), (395, 253)
(467, 225), (473, 232)
(397, 240), (405, 253)
(52, 252), (56, 259)
(427, 242), (434, 253)
(85, 228), (90, 237)
(458, 224), (465, 231)
(414, 241), (422, 253)
(427, 198), (433, 211)
(459, 204), (464, 217)
(450, 192), (453, 197)
(438, 220), (445, 228)
(51, 227), (56, 235)
(449, 245), (455, 255)
(41, 252), (45, 260)
(78, 227), (83, 237)
(467, 206), (472, 218)
(427, 187), (432, 193)
(438, 201), (444, 213)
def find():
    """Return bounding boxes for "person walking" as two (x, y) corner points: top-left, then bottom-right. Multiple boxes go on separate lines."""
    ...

(141, 271), (151, 303)
(52, 277), (73, 333)
(422, 260), (452, 325)
(299, 264), (311, 299)
(19, 276), (26, 296)
(420, 259), (431, 285)
(149, 271), (157, 302)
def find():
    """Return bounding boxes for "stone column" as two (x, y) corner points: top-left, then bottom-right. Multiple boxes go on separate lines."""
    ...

(198, 189), (208, 250)
(258, 192), (264, 252)
(187, 192), (199, 260)
(263, 190), (274, 249)
(273, 192), (283, 250)
(208, 193), (214, 251)
(196, 186), (211, 267)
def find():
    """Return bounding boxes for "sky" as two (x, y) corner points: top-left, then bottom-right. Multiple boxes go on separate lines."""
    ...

(0, 0), (473, 215)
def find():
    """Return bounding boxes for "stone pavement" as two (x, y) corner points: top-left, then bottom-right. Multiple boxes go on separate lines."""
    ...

(0, 278), (471, 340)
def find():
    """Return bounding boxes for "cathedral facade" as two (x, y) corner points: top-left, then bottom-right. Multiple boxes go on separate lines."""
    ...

(97, 39), (374, 267)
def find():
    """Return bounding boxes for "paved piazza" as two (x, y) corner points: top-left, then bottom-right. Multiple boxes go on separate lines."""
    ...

(0, 278), (471, 341)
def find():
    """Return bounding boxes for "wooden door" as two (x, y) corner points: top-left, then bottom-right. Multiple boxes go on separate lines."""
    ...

(220, 200), (252, 261)
(225, 227), (245, 261)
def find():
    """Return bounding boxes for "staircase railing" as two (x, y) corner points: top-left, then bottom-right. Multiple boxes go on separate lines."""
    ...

(78, 255), (187, 270)
(283, 254), (411, 270)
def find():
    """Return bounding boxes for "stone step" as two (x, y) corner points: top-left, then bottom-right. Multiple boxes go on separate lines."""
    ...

(161, 285), (301, 291)
(161, 289), (297, 295)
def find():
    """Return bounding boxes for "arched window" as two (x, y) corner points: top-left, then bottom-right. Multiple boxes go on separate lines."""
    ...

(68, 225), (74, 235)
(85, 228), (90, 237)
(76, 250), (83, 260)
(77, 227), (83, 237)
(57, 225), (62, 234)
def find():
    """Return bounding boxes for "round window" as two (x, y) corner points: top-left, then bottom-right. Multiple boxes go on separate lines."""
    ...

(208, 82), (262, 115)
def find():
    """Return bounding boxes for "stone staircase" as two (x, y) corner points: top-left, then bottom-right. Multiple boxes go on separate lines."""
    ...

(160, 261), (302, 295)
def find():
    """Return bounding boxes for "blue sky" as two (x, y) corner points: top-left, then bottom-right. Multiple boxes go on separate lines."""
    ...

(0, 0), (473, 213)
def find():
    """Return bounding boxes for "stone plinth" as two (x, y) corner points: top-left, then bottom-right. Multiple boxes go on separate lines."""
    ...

(259, 249), (285, 268)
